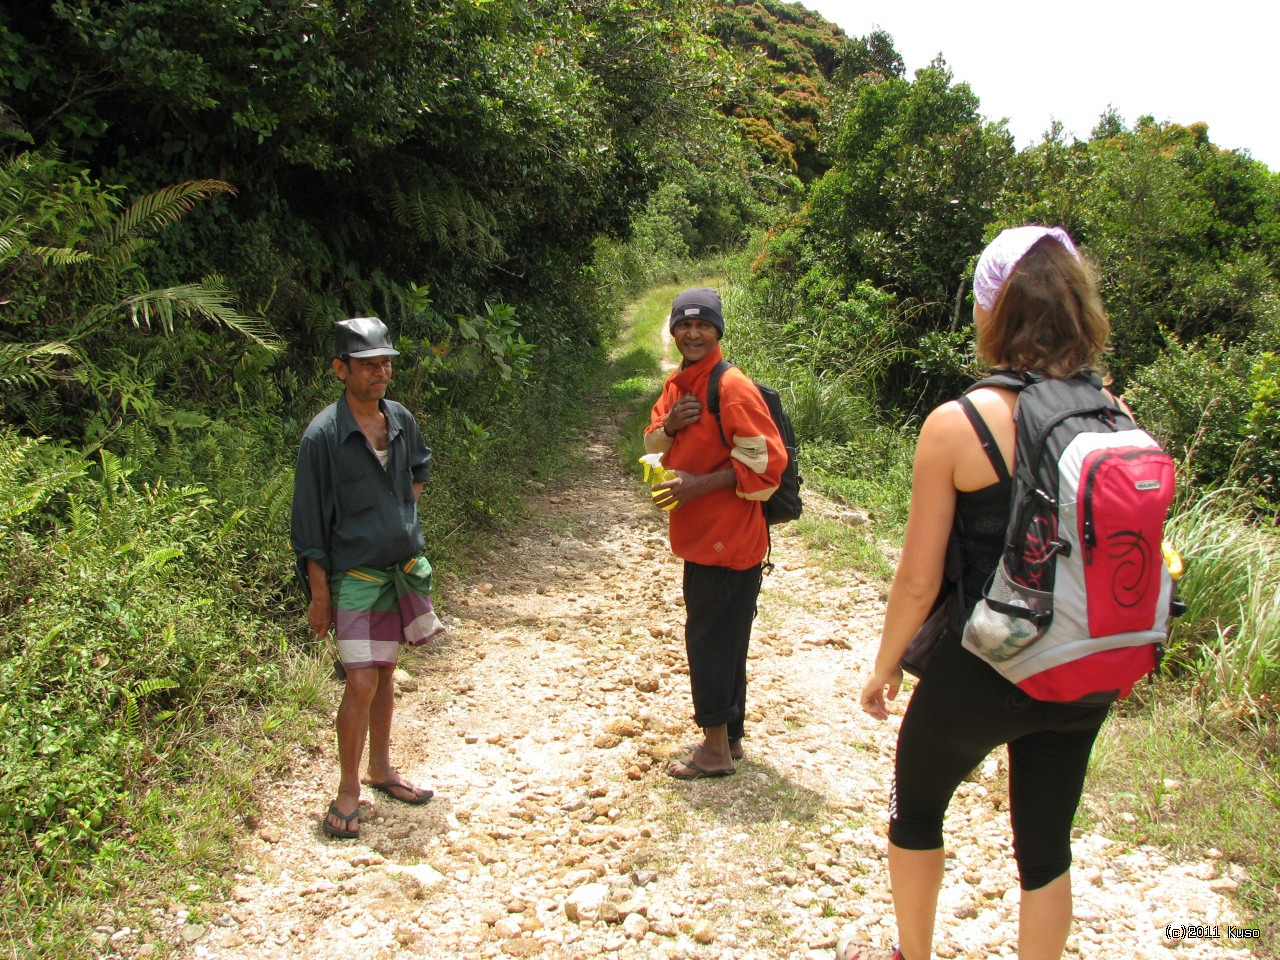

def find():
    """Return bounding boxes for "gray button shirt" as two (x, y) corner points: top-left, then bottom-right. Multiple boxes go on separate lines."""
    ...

(290, 393), (432, 577)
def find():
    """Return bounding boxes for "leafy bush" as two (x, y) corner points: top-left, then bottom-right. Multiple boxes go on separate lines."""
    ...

(718, 252), (917, 532)
(591, 163), (775, 300)
(803, 428), (917, 531)
(1124, 336), (1279, 510)
(0, 431), (311, 951)
(0, 147), (279, 445)
(731, 247), (901, 383)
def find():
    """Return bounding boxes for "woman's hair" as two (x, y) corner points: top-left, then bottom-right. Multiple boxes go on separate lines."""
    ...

(975, 235), (1110, 378)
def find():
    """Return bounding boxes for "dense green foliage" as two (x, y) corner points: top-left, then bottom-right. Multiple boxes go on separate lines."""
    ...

(2, 0), (733, 359)
(0, 1), (787, 950)
(729, 44), (1280, 722)
(593, 0), (872, 296)
(747, 60), (1015, 406)
(740, 64), (1280, 505)
(712, 0), (848, 184)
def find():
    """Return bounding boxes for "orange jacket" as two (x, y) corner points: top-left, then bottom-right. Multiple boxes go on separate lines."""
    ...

(644, 344), (785, 569)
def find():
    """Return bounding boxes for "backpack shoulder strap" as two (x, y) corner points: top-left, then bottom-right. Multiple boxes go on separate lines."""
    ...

(967, 369), (1036, 394)
(706, 359), (732, 448)
(955, 395), (1011, 484)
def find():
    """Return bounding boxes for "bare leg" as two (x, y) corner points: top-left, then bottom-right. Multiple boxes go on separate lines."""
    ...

(681, 735), (743, 760)
(888, 841), (944, 960)
(327, 666), (380, 832)
(364, 664), (397, 780)
(1018, 870), (1073, 960)
(360, 664), (432, 801)
(692, 735), (744, 759)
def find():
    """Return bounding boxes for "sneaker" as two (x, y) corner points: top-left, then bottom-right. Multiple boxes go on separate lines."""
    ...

(834, 932), (902, 960)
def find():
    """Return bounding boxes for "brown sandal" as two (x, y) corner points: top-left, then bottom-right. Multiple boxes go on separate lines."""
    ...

(666, 756), (736, 780)
(680, 738), (744, 761)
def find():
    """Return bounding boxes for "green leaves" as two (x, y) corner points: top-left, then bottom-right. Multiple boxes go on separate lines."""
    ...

(0, 430), (290, 871)
(107, 179), (236, 246)
(120, 277), (281, 348)
(0, 148), (280, 440)
(811, 60), (1013, 319)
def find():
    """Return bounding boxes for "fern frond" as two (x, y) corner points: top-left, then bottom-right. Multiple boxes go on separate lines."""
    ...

(135, 677), (179, 698)
(387, 187), (442, 245)
(0, 219), (22, 263)
(120, 676), (182, 737)
(100, 235), (145, 275)
(302, 294), (340, 343)
(153, 408), (211, 430)
(137, 546), (182, 573)
(96, 449), (128, 502)
(0, 430), (87, 528)
(260, 466), (296, 532)
(122, 688), (139, 737)
(0, 340), (82, 390)
(120, 276), (282, 350)
(107, 180), (236, 244)
(30, 245), (94, 267)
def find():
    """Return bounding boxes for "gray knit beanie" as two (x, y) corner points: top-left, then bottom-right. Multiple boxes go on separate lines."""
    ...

(667, 287), (724, 336)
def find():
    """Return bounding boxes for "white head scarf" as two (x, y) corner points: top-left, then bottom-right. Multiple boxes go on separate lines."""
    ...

(973, 226), (1081, 310)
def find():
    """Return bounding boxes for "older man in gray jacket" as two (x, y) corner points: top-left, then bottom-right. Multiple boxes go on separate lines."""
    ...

(291, 317), (444, 839)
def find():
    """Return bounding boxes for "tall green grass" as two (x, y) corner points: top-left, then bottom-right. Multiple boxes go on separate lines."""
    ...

(722, 265), (917, 543)
(1164, 487), (1280, 707)
(0, 431), (328, 958)
(1091, 487), (1280, 933)
(1086, 693), (1280, 942)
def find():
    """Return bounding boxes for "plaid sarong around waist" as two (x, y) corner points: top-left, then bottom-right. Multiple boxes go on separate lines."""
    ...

(331, 554), (446, 653)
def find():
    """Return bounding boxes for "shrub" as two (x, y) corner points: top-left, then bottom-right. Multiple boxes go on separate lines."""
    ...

(1125, 336), (1278, 510)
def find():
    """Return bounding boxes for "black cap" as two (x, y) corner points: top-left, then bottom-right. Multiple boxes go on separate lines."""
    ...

(334, 317), (399, 359)
(668, 288), (724, 336)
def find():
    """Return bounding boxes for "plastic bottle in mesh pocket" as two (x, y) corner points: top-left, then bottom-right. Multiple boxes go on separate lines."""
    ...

(964, 563), (1049, 662)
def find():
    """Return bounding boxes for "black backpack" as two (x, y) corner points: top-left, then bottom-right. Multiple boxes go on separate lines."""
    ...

(707, 360), (803, 526)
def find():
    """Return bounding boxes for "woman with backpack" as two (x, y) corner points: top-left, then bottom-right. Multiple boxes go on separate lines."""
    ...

(848, 227), (1122, 960)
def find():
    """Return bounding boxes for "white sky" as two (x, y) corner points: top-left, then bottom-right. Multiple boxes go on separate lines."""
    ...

(799, 0), (1280, 171)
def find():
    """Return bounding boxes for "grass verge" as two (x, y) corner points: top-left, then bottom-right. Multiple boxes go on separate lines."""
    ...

(609, 276), (723, 469)
(1, 646), (332, 960)
(1085, 689), (1280, 952)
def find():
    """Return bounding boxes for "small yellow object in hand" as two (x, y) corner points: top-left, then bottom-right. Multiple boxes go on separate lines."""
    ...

(1161, 540), (1184, 580)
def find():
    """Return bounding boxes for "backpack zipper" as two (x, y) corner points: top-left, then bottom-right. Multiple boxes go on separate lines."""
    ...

(1081, 448), (1158, 563)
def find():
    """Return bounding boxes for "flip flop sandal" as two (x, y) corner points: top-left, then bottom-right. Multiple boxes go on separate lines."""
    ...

(679, 739), (744, 761)
(366, 780), (434, 805)
(666, 756), (736, 780)
(322, 801), (360, 839)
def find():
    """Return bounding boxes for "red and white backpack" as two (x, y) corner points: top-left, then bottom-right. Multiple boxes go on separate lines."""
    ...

(961, 371), (1178, 704)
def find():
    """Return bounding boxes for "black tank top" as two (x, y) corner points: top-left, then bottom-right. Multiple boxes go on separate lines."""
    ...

(955, 396), (1011, 610)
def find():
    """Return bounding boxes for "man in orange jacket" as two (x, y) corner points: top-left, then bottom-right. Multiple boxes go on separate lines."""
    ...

(645, 287), (786, 779)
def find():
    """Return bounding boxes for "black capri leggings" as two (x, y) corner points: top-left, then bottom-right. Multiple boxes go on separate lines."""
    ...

(889, 630), (1110, 891)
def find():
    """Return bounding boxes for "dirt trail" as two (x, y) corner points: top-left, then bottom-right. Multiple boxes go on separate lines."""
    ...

(143, 398), (1257, 960)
